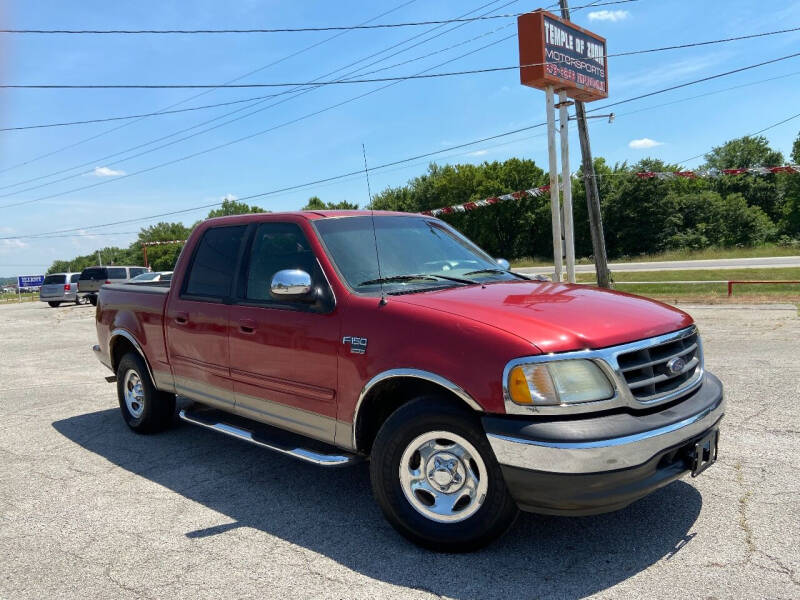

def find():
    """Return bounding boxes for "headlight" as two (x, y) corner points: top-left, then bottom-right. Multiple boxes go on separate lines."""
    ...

(507, 359), (614, 407)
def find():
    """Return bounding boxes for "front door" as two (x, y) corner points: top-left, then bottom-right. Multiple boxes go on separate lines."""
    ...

(228, 221), (339, 444)
(165, 225), (248, 410)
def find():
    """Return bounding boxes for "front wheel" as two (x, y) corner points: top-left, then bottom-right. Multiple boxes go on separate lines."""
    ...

(116, 352), (175, 433)
(370, 397), (519, 552)
(47, 301), (60, 308)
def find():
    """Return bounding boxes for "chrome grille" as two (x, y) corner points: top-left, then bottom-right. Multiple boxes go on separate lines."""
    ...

(616, 328), (701, 402)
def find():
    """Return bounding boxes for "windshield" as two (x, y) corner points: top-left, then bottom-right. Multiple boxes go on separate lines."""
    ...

(131, 272), (159, 281)
(80, 267), (107, 280)
(313, 216), (520, 294)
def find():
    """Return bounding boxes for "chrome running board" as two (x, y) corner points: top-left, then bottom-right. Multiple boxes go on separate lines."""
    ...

(179, 406), (360, 467)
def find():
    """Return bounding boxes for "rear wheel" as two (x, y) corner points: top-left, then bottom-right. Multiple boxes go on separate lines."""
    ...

(370, 397), (519, 552)
(88, 295), (97, 306)
(116, 352), (175, 433)
(47, 301), (60, 308)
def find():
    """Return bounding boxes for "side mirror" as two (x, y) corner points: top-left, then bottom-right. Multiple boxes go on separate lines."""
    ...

(495, 258), (510, 271)
(270, 269), (312, 300)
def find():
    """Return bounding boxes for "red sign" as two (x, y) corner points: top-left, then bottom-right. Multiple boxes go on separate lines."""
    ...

(518, 10), (608, 102)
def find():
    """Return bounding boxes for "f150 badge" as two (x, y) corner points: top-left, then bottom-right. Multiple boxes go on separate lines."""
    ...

(342, 336), (368, 355)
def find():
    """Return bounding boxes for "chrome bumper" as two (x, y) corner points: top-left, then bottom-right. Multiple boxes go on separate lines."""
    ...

(486, 375), (724, 475)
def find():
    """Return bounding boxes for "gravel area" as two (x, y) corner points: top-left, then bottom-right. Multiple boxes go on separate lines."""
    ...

(1, 300), (798, 599)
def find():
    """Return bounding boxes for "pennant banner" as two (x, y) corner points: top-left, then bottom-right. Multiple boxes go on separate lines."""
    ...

(420, 185), (550, 217)
(636, 165), (799, 179)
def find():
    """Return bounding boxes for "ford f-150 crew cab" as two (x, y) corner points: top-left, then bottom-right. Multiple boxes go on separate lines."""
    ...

(92, 211), (724, 551)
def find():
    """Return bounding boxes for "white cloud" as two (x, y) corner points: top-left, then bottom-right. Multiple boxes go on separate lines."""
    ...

(0, 239), (28, 252)
(628, 138), (664, 149)
(467, 150), (488, 157)
(588, 10), (629, 22)
(0, 226), (13, 234)
(92, 166), (126, 177)
(222, 193), (238, 201)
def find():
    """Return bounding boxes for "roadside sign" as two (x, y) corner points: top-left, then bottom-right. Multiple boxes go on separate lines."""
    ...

(18, 275), (44, 289)
(518, 10), (608, 101)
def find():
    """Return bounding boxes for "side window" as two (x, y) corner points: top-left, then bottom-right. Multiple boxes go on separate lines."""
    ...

(183, 226), (247, 300)
(129, 268), (147, 278)
(107, 267), (127, 279)
(244, 222), (329, 308)
(70, 274), (80, 283)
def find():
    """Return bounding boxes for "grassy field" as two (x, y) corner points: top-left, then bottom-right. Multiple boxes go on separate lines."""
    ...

(0, 292), (38, 303)
(579, 267), (800, 303)
(511, 244), (800, 268)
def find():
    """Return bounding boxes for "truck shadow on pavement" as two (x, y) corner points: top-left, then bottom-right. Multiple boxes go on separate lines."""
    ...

(54, 408), (703, 600)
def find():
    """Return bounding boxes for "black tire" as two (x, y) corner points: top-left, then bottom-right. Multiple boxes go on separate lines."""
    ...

(370, 397), (519, 552)
(48, 301), (60, 308)
(88, 295), (98, 306)
(116, 352), (176, 434)
(75, 296), (82, 305)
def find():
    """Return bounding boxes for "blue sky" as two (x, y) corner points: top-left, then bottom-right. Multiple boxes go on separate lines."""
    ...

(1, 0), (800, 276)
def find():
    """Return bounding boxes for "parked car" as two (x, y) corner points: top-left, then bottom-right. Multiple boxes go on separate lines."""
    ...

(92, 211), (724, 551)
(130, 271), (172, 283)
(39, 272), (82, 307)
(78, 266), (148, 305)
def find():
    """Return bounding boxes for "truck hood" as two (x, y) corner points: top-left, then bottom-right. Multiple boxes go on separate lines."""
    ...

(392, 281), (693, 353)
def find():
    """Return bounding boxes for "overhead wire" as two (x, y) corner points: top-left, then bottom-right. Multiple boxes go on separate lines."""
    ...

(0, 0), (521, 195)
(0, 1), (637, 35)
(0, 0), (527, 201)
(2, 23), (797, 201)
(0, 0), (421, 175)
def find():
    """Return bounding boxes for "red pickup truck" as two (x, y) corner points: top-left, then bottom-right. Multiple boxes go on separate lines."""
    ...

(93, 211), (724, 551)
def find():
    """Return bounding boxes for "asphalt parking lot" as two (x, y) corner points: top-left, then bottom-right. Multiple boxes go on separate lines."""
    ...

(0, 300), (798, 599)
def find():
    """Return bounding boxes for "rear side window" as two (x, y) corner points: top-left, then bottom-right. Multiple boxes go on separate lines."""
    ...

(129, 267), (147, 278)
(70, 274), (80, 283)
(107, 267), (127, 279)
(183, 226), (247, 300)
(44, 274), (66, 284)
(80, 267), (107, 280)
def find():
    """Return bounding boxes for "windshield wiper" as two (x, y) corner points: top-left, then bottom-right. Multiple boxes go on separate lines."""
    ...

(463, 268), (531, 281)
(358, 273), (474, 287)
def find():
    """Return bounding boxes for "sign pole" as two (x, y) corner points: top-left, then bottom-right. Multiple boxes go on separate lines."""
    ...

(545, 85), (563, 283)
(17, 276), (21, 303)
(558, 91), (576, 283)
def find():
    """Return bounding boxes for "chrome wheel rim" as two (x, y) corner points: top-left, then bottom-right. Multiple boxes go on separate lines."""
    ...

(123, 369), (145, 419)
(398, 430), (488, 523)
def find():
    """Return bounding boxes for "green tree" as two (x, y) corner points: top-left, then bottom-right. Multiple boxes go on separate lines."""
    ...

(207, 198), (267, 218)
(702, 135), (784, 170)
(137, 221), (193, 272)
(302, 196), (359, 210)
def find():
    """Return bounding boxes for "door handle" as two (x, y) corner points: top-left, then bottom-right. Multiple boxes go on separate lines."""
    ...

(175, 311), (189, 325)
(239, 318), (256, 334)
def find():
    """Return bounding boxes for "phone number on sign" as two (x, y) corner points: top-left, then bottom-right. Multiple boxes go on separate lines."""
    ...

(545, 64), (606, 92)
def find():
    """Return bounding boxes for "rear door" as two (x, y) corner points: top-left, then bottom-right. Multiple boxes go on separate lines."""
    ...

(41, 274), (66, 298)
(165, 225), (248, 411)
(78, 267), (107, 293)
(228, 221), (340, 444)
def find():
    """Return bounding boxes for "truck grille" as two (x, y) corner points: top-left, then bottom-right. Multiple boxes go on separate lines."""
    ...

(616, 328), (701, 402)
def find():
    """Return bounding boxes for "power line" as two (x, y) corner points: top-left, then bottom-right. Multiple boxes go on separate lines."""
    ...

(3, 47), (800, 220)
(0, 1), (637, 35)
(7, 24), (800, 132)
(0, 0), (520, 195)
(6, 30), (800, 90)
(0, 0), (421, 176)
(2, 44), (799, 208)
(10, 100), (800, 243)
(0, 5), (524, 204)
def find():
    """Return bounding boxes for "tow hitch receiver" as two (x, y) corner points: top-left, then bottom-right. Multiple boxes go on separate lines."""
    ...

(690, 429), (719, 477)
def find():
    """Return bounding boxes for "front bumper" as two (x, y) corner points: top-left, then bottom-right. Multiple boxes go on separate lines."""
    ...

(484, 372), (724, 515)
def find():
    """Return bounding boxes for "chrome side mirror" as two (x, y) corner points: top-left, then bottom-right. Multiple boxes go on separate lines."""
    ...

(270, 269), (312, 299)
(495, 258), (510, 271)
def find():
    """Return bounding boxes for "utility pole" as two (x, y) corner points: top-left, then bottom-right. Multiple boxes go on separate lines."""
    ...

(558, 0), (611, 288)
(545, 85), (563, 282)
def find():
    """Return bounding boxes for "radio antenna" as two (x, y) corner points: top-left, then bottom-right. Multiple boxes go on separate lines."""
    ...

(362, 143), (386, 306)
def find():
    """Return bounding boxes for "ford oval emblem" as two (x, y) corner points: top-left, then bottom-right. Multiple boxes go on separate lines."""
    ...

(666, 357), (686, 375)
